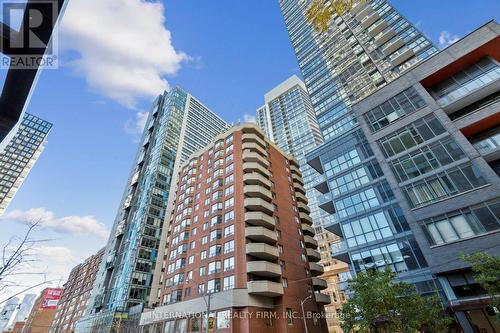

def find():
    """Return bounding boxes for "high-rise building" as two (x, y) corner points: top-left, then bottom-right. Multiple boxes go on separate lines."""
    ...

(309, 21), (500, 332)
(0, 113), (52, 215)
(22, 288), (63, 333)
(139, 124), (329, 333)
(256, 75), (348, 332)
(76, 87), (228, 333)
(50, 248), (104, 333)
(0, 298), (20, 331)
(10, 294), (37, 327)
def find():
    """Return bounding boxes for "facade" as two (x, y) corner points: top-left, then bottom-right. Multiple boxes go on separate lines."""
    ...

(76, 87), (228, 332)
(308, 21), (500, 332)
(139, 124), (329, 332)
(256, 75), (348, 332)
(50, 248), (104, 333)
(0, 113), (52, 215)
(3, 321), (25, 333)
(10, 294), (37, 328)
(0, 298), (20, 331)
(22, 288), (63, 333)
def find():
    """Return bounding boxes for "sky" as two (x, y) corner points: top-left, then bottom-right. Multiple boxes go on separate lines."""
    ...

(0, 0), (499, 302)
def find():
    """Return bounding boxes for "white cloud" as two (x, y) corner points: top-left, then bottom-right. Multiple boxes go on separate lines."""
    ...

(438, 31), (460, 48)
(60, 0), (188, 107)
(243, 113), (256, 123)
(125, 111), (149, 135)
(34, 246), (77, 264)
(1, 208), (109, 240)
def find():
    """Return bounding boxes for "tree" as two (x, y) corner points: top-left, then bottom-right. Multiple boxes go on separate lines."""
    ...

(462, 253), (500, 322)
(341, 268), (451, 333)
(306, 0), (367, 33)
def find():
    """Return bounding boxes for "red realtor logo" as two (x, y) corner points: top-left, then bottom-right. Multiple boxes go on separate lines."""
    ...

(40, 288), (63, 309)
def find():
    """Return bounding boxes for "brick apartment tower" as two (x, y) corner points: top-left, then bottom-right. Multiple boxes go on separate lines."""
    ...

(22, 288), (62, 333)
(50, 249), (104, 333)
(140, 124), (329, 332)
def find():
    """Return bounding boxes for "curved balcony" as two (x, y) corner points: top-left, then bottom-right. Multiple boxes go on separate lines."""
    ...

(245, 198), (274, 215)
(311, 277), (328, 290)
(306, 248), (321, 262)
(247, 280), (284, 297)
(244, 185), (273, 202)
(290, 164), (301, 175)
(301, 223), (315, 236)
(246, 243), (279, 261)
(314, 292), (331, 305)
(299, 212), (313, 226)
(245, 212), (275, 229)
(304, 235), (318, 248)
(292, 173), (304, 185)
(247, 261), (281, 277)
(295, 192), (308, 204)
(297, 202), (310, 214)
(309, 262), (324, 276)
(246, 226), (277, 245)
(242, 151), (269, 167)
(242, 142), (267, 157)
(289, 158), (300, 168)
(294, 182), (306, 195)
(243, 173), (272, 189)
(242, 133), (266, 149)
(243, 162), (271, 178)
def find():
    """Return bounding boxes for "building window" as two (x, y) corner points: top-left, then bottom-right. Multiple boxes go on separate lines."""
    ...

(209, 245), (222, 257)
(282, 278), (288, 288)
(224, 225), (234, 237)
(199, 266), (206, 276)
(378, 114), (446, 158)
(335, 188), (381, 218)
(207, 279), (220, 293)
(224, 257), (234, 271)
(224, 210), (234, 223)
(208, 261), (221, 274)
(364, 87), (427, 132)
(217, 310), (231, 329)
(403, 163), (487, 208)
(223, 240), (234, 254)
(286, 308), (293, 325)
(224, 197), (234, 209)
(422, 199), (500, 246)
(223, 275), (235, 290)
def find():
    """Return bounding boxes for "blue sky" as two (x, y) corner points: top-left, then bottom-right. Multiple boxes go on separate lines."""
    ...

(1, 0), (499, 300)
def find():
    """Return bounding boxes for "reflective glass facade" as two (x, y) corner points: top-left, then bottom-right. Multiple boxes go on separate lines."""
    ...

(77, 87), (228, 332)
(0, 113), (52, 215)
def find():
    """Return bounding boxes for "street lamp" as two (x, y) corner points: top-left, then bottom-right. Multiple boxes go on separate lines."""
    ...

(300, 295), (313, 333)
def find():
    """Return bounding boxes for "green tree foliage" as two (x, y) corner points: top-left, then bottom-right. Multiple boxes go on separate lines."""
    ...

(341, 268), (451, 333)
(306, 0), (367, 32)
(462, 253), (500, 322)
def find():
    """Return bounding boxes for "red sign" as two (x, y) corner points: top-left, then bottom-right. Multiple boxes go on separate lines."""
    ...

(39, 288), (63, 309)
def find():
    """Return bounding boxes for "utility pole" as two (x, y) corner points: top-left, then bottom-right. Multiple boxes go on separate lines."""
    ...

(202, 292), (212, 333)
(300, 295), (312, 333)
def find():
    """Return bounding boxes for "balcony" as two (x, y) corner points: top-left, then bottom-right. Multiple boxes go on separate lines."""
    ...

(368, 20), (387, 37)
(292, 173), (304, 185)
(314, 292), (331, 305)
(245, 198), (274, 215)
(309, 262), (324, 276)
(242, 133), (266, 149)
(304, 235), (318, 248)
(247, 280), (284, 297)
(360, 11), (379, 29)
(289, 157), (300, 168)
(294, 182), (306, 195)
(295, 192), (308, 204)
(242, 142), (267, 157)
(246, 226), (278, 244)
(374, 28), (396, 47)
(301, 223), (315, 236)
(312, 277), (328, 290)
(243, 151), (269, 168)
(299, 212), (313, 225)
(306, 248), (321, 262)
(243, 173), (272, 189)
(245, 212), (275, 229)
(244, 185), (273, 202)
(354, 3), (374, 22)
(297, 202), (310, 214)
(246, 243), (279, 260)
(247, 261), (282, 277)
(243, 162), (271, 178)
(331, 241), (350, 263)
(382, 37), (404, 56)
(350, 1), (367, 15)
(390, 47), (415, 67)
(290, 164), (301, 175)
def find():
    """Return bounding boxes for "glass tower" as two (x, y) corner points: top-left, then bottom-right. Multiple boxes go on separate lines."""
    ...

(278, 0), (439, 292)
(0, 113), (52, 215)
(77, 87), (228, 332)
